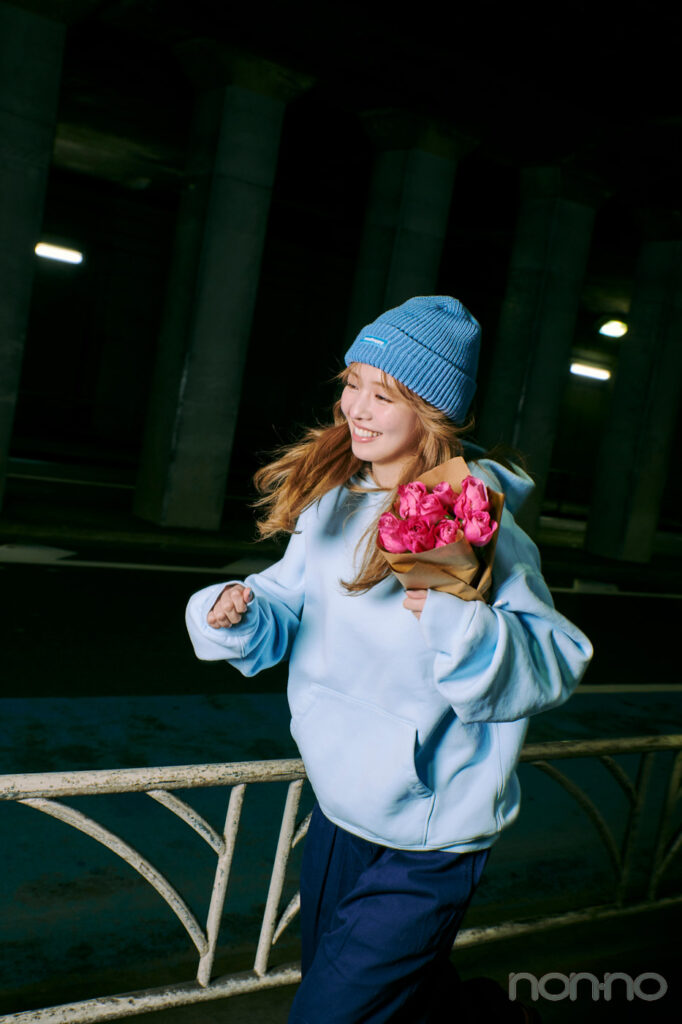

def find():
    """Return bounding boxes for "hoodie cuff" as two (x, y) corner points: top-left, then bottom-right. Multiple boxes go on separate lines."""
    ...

(418, 586), (483, 655)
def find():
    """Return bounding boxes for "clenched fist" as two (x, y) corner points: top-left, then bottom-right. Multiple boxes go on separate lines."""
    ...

(207, 584), (254, 629)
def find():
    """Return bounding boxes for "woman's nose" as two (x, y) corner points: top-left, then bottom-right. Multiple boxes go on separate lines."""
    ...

(350, 392), (371, 417)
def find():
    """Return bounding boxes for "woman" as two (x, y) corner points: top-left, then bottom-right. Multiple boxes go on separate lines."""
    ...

(186, 295), (592, 1022)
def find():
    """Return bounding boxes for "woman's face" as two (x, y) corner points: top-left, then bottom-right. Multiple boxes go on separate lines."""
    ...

(340, 362), (421, 488)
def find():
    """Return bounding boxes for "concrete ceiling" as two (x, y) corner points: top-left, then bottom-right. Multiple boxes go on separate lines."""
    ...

(7, 0), (681, 212)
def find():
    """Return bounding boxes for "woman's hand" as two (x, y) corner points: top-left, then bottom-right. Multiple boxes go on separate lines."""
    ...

(403, 588), (428, 620)
(207, 584), (254, 628)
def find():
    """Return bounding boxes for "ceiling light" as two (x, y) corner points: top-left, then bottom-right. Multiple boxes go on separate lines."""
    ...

(598, 319), (628, 338)
(35, 242), (84, 265)
(571, 362), (611, 381)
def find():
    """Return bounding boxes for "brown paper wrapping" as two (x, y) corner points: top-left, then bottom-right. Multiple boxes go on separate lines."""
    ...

(379, 456), (505, 603)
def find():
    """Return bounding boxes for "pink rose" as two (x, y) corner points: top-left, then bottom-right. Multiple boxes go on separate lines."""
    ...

(453, 475), (490, 520)
(462, 509), (498, 547)
(397, 481), (428, 518)
(402, 515), (436, 553)
(433, 518), (463, 548)
(378, 511), (408, 553)
(432, 481), (457, 511)
(417, 492), (448, 526)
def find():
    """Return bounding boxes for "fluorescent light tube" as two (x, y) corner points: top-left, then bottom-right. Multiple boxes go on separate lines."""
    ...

(598, 319), (628, 337)
(35, 242), (84, 265)
(570, 362), (611, 380)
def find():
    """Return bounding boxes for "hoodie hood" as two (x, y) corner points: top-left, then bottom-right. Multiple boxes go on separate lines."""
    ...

(462, 440), (534, 516)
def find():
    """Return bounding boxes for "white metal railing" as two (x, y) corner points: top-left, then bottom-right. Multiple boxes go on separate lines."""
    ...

(1, 735), (682, 1022)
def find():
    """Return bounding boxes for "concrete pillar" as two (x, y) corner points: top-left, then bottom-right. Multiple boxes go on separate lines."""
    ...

(134, 47), (312, 529)
(478, 167), (601, 535)
(586, 228), (682, 562)
(345, 110), (473, 339)
(0, 2), (64, 509)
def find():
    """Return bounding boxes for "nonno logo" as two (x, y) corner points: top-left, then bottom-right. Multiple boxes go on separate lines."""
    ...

(509, 971), (668, 1003)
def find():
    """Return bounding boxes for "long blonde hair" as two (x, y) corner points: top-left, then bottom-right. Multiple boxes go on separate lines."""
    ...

(251, 364), (472, 593)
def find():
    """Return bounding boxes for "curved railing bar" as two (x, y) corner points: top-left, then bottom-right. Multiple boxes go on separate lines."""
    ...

(651, 823), (682, 897)
(597, 755), (637, 803)
(273, 892), (300, 946)
(147, 790), (224, 855)
(292, 811), (311, 849)
(528, 761), (622, 876)
(20, 797), (208, 956)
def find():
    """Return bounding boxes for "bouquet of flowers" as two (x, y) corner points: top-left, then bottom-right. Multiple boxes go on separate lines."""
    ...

(377, 456), (504, 602)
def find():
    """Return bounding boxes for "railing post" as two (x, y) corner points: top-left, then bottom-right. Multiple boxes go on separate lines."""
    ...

(253, 779), (305, 977)
(616, 752), (656, 905)
(648, 750), (682, 900)
(196, 783), (247, 987)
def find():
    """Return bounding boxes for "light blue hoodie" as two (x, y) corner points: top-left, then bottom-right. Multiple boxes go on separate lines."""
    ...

(186, 456), (593, 853)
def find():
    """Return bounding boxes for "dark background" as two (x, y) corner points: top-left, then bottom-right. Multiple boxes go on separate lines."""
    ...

(8, 0), (682, 522)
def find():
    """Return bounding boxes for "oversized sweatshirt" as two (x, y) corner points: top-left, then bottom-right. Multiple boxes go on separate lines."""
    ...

(185, 456), (593, 853)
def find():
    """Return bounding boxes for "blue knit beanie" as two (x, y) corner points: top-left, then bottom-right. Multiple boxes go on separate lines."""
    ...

(344, 295), (481, 423)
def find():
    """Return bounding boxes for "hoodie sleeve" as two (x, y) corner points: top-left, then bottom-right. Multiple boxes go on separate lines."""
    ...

(417, 503), (593, 724)
(185, 509), (307, 677)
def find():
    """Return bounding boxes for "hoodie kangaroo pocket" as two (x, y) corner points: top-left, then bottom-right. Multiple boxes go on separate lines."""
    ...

(290, 683), (434, 848)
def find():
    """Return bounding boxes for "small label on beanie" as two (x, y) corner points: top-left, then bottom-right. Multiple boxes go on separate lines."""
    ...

(364, 336), (387, 346)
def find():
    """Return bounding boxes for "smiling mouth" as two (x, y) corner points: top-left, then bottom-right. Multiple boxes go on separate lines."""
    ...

(352, 424), (382, 439)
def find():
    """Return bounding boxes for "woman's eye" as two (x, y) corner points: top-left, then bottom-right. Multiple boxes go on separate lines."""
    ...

(376, 394), (391, 402)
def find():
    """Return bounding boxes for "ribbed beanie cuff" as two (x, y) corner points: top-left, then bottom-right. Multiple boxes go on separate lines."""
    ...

(344, 296), (481, 423)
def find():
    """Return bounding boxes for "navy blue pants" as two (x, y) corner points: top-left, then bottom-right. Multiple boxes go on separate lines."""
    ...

(288, 803), (490, 1024)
